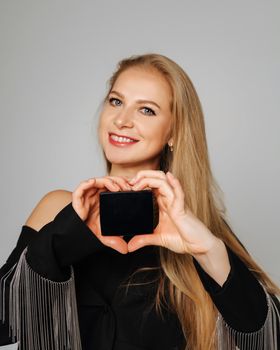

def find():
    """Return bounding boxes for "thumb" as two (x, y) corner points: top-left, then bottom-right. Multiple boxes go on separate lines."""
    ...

(101, 236), (129, 254)
(127, 233), (161, 252)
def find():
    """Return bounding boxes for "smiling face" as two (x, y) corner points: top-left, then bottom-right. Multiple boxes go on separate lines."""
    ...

(98, 66), (173, 180)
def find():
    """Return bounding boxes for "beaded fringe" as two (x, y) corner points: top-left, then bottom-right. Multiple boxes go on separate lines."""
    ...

(216, 286), (279, 349)
(0, 247), (82, 350)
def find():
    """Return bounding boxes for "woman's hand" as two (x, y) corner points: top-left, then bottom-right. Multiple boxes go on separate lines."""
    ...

(72, 175), (132, 254)
(127, 170), (220, 255)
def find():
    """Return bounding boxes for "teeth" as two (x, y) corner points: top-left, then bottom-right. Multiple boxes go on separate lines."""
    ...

(110, 134), (136, 143)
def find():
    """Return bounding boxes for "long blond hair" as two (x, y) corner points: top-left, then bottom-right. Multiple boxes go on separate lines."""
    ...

(97, 53), (280, 349)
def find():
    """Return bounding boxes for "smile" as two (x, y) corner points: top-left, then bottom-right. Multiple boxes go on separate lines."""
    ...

(108, 134), (139, 147)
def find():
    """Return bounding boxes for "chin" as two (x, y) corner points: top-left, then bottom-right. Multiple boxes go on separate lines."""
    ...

(106, 155), (137, 164)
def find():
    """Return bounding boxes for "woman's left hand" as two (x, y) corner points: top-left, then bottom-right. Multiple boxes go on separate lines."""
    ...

(127, 170), (220, 255)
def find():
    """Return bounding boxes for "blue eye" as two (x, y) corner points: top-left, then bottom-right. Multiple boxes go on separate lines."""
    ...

(108, 97), (156, 116)
(109, 97), (122, 106)
(142, 107), (156, 116)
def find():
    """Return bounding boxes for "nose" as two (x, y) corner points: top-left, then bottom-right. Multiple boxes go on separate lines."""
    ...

(113, 109), (134, 128)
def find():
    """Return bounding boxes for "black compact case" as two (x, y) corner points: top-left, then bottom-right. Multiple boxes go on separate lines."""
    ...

(99, 189), (159, 236)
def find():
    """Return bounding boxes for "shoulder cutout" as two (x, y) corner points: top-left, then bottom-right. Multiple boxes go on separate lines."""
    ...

(24, 190), (73, 231)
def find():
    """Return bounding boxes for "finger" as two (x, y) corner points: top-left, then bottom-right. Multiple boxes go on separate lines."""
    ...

(166, 172), (186, 216)
(106, 176), (132, 191)
(72, 179), (98, 201)
(132, 178), (174, 199)
(166, 172), (184, 202)
(73, 178), (119, 206)
(127, 233), (163, 252)
(129, 170), (166, 184)
(84, 186), (99, 199)
(95, 178), (121, 191)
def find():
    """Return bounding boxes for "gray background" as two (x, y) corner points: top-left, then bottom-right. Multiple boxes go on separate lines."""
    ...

(0, 0), (279, 284)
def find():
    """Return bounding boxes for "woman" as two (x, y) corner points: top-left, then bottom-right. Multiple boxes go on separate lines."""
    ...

(0, 53), (279, 350)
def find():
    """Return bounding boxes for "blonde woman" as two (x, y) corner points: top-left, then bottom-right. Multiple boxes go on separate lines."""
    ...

(0, 53), (279, 350)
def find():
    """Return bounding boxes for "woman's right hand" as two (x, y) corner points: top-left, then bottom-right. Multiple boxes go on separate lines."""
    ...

(72, 176), (132, 254)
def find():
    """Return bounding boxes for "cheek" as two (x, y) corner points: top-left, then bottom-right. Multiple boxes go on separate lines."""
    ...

(144, 125), (166, 144)
(99, 109), (116, 131)
(97, 120), (108, 145)
(98, 111), (110, 129)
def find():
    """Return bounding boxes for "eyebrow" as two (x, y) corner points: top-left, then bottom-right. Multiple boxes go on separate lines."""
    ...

(109, 90), (161, 110)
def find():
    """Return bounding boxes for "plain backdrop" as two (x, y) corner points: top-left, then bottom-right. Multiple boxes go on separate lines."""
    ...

(0, 0), (279, 285)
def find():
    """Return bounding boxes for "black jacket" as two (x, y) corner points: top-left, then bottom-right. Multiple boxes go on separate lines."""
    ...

(0, 202), (278, 349)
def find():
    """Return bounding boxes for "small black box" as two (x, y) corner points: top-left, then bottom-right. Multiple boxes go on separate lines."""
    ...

(99, 189), (159, 236)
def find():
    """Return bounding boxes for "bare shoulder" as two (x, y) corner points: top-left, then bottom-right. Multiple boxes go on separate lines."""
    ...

(24, 190), (73, 231)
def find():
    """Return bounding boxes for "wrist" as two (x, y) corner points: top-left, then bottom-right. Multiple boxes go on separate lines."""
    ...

(193, 238), (231, 287)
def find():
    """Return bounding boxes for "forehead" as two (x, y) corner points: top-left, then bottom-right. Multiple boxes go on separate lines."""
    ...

(112, 67), (172, 106)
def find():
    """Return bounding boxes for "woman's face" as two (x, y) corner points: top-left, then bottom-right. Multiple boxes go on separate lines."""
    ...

(98, 67), (173, 178)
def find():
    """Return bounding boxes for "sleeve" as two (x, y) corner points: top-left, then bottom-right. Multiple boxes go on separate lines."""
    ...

(0, 202), (106, 350)
(193, 244), (280, 349)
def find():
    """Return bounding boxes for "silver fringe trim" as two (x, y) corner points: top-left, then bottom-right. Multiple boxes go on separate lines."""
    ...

(0, 247), (82, 350)
(216, 287), (279, 349)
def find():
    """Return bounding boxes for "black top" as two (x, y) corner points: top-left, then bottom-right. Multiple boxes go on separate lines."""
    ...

(0, 202), (278, 349)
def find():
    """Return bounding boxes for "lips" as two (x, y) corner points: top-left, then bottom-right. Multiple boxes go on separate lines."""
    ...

(108, 132), (139, 141)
